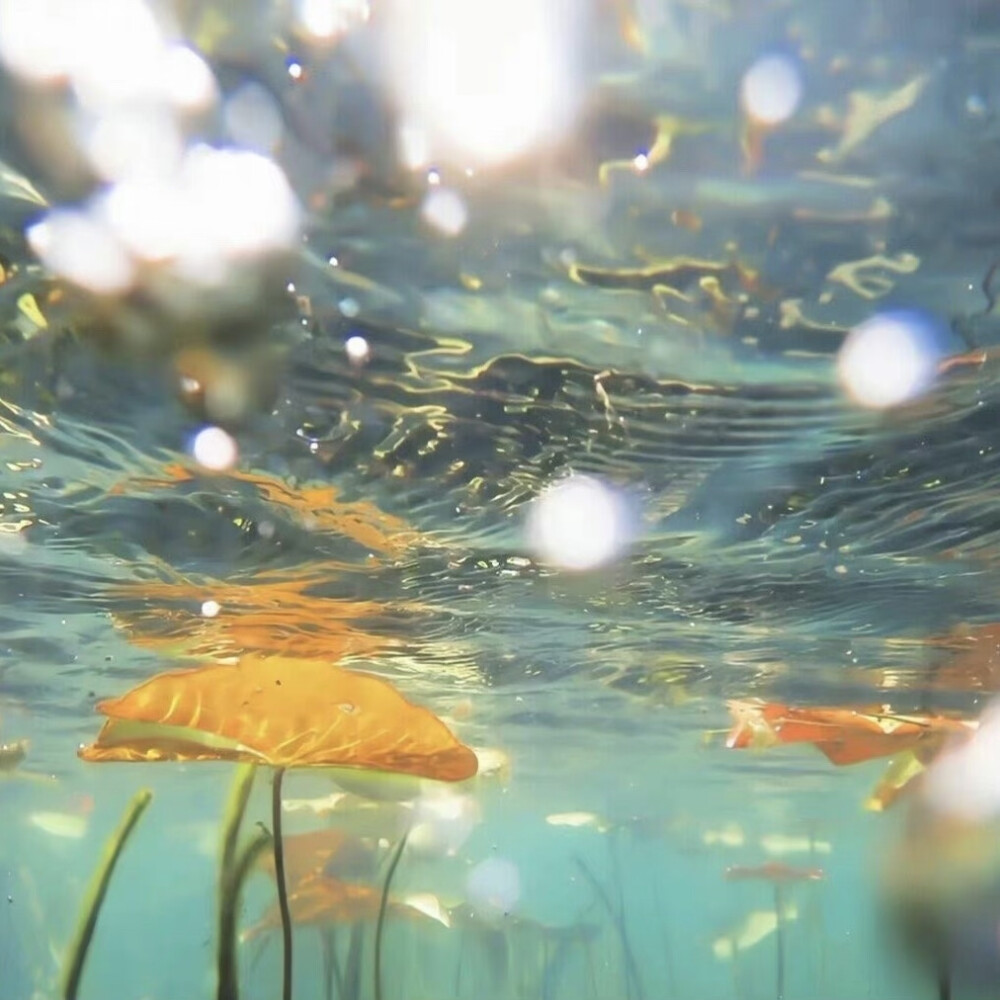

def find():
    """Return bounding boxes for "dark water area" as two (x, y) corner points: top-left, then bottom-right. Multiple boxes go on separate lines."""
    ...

(3, 2), (1000, 999)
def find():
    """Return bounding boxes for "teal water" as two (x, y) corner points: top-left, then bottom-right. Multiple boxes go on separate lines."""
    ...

(3, 1), (1000, 999)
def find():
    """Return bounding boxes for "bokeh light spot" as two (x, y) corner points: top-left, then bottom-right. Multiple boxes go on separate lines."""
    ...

(837, 310), (945, 409)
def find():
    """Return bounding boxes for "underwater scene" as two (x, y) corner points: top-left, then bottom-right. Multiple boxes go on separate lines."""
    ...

(3, 1), (1000, 998)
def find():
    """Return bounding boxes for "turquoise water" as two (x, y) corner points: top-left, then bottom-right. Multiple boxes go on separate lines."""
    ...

(3, 1), (1000, 999)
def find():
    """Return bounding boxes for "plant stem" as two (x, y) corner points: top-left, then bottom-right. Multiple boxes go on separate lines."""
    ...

(272, 767), (293, 1000)
(217, 765), (257, 1000)
(218, 827), (271, 1000)
(774, 884), (785, 1000)
(374, 830), (409, 1000)
(61, 788), (152, 1000)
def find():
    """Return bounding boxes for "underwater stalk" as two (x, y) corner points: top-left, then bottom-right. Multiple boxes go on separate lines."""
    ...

(374, 829), (410, 1000)
(272, 768), (293, 1000)
(217, 764), (258, 1000)
(773, 884), (785, 1000)
(573, 856), (644, 1000)
(61, 788), (152, 1000)
(218, 827), (272, 1000)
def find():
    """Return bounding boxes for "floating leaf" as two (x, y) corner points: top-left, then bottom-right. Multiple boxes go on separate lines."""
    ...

(79, 654), (479, 782)
(726, 699), (975, 766)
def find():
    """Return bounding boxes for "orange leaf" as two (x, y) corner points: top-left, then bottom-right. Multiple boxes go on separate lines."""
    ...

(79, 654), (478, 781)
(726, 699), (975, 767)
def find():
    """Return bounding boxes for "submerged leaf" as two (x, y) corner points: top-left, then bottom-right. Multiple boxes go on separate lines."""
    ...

(242, 873), (449, 939)
(257, 827), (374, 888)
(79, 654), (479, 781)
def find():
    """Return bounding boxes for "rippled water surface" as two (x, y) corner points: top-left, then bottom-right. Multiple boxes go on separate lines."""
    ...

(4, 2), (1000, 999)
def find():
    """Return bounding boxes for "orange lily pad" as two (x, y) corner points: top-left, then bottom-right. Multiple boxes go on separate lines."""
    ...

(726, 699), (975, 766)
(79, 654), (478, 781)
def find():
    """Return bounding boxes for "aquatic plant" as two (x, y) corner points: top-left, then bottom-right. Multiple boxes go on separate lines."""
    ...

(60, 788), (152, 1000)
(724, 861), (825, 1000)
(78, 653), (477, 1000)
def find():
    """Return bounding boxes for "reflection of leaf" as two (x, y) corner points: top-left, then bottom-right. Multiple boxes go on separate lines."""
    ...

(109, 462), (423, 558)
(108, 563), (399, 662)
(79, 654), (479, 781)
(726, 699), (975, 766)
(924, 623), (1000, 693)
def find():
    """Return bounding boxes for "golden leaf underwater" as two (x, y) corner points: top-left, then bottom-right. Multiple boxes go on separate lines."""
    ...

(78, 654), (479, 781)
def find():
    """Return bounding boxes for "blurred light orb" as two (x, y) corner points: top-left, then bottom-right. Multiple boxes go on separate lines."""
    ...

(923, 706), (1000, 822)
(0, 0), (76, 82)
(191, 425), (238, 470)
(224, 81), (285, 153)
(184, 146), (300, 254)
(345, 334), (370, 364)
(379, 0), (583, 167)
(526, 474), (632, 571)
(837, 310), (945, 409)
(740, 53), (802, 125)
(84, 107), (185, 181)
(27, 209), (134, 295)
(408, 789), (481, 859)
(201, 599), (221, 618)
(420, 187), (468, 236)
(398, 122), (431, 171)
(160, 44), (217, 112)
(295, 0), (369, 42)
(466, 857), (520, 916)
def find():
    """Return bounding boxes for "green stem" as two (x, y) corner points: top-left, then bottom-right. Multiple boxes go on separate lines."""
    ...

(61, 788), (152, 1000)
(217, 764), (257, 1000)
(273, 767), (293, 1000)
(374, 830), (409, 1000)
(218, 827), (272, 1000)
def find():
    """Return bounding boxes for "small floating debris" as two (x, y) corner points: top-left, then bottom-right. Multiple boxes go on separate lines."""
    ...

(546, 811), (610, 832)
(0, 739), (28, 772)
(703, 824), (745, 848)
(29, 809), (89, 840)
(712, 902), (799, 960)
(760, 834), (832, 856)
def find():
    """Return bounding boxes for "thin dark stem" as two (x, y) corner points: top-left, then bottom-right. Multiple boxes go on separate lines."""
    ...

(937, 960), (951, 1000)
(319, 928), (336, 1000)
(573, 856), (643, 1000)
(374, 830), (409, 1000)
(61, 789), (152, 1000)
(272, 767), (293, 1000)
(774, 884), (785, 1000)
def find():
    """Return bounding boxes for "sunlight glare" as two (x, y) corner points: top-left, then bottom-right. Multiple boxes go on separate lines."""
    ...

(380, 0), (582, 167)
